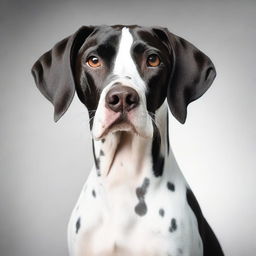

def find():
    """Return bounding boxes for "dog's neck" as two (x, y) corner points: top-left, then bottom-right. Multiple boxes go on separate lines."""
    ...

(91, 103), (170, 186)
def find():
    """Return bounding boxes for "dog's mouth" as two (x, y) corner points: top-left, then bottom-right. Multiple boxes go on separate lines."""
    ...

(99, 113), (138, 139)
(92, 102), (154, 141)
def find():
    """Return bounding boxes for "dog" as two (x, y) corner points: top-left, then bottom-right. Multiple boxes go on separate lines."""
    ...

(32, 25), (224, 256)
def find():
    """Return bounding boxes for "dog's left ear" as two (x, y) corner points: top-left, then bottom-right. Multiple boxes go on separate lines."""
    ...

(154, 28), (216, 124)
(31, 26), (95, 122)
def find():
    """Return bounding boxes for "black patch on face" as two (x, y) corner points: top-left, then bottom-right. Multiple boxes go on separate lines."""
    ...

(167, 182), (175, 192)
(74, 26), (122, 130)
(151, 122), (165, 177)
(76, 217), (81, 234)
(159, 208), (165, 217)
(76, 72), (100, 130)
(92, 189), (96, 197)
(169, 218), (177, 232)
(134, 178), (150, 216)
(101, 138), (105, 143)
(97, 41), (117, 68)
(100, 150), (105, 156)
(130, 27), (173, 113)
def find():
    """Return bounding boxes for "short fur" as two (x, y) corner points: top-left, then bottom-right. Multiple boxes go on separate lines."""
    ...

(32, 25), (224, 256)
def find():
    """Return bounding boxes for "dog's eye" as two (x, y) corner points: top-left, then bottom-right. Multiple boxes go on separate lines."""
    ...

(147, 54), (161, 67)
(86, 56), (102, 68)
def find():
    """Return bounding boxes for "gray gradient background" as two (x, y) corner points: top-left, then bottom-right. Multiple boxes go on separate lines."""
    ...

(0, 0), (255, 255)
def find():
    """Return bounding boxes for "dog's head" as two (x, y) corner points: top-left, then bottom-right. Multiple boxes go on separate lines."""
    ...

(32, 25), (216, 139)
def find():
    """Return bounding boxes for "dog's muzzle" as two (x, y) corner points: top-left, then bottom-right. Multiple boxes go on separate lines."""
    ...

(92, 78), (153, 140)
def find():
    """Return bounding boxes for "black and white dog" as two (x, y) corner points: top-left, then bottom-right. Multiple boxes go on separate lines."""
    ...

(32, 25), (224, 256)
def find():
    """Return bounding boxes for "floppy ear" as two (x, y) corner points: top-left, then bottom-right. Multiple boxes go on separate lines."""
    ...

(163, 29), (216, 124)
(31, 26), (94, 122)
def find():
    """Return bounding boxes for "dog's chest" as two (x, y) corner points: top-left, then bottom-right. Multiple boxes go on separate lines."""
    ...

(68, 169), (203, 256)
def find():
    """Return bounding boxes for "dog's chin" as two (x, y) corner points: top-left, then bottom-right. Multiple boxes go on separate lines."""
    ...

(97, 121), (138, 139)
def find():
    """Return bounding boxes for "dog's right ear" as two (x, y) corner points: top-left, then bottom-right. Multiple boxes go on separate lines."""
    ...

(31, 26), (95, 122)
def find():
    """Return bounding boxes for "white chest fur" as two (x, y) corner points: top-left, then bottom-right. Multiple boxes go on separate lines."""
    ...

(67, 149), (203, 256)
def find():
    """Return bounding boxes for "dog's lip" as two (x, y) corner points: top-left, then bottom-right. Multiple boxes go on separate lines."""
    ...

(96, 113), (138, 139)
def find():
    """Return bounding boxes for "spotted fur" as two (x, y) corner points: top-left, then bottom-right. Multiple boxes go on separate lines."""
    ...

(32, 25), (224, 256)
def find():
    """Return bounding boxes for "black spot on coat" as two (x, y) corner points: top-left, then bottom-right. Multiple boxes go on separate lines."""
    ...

(92, 140), (100, 170)
(134, 178), (150, 216)
(159, 208), (165, 217)
(167, 182), (175, 192)
(186, 188), (225, 255)
(169, 218), (177, 232)
(178, 248), (183, 255)
(151, 123), (165, 177)
(76, 217), (81, 234)
(135, 201), (147, 216)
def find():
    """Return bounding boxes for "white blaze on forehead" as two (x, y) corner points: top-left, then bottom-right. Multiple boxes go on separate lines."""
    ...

(91, 27), (153, 140)
(113, 27), (145, 90)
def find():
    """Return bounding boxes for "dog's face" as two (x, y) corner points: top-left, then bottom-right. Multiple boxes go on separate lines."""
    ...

(32, 25), (216, 139)
(75, 26), (172, 139)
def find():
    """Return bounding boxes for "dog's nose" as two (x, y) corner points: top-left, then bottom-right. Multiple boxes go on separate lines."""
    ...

(106, 86), (139, 113)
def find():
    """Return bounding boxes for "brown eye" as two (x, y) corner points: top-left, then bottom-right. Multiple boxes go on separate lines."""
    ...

(87, 56), (102, 68)
(147, 54), (161, 67)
